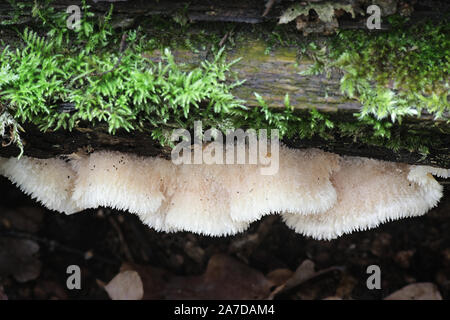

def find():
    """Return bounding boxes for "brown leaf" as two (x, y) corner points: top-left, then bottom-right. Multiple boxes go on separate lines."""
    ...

(127, 254), (272, 300)
(268, 259), (315, 299)
(385, 283), (443, 300)
(266, 268), (294, 287)
(268, 259), (343, 299)
(136, 266), (170, 300)
(166, 254), (272, 299)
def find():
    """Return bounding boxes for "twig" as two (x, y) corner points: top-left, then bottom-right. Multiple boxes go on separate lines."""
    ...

(1, 127), (15, 147)
(267, 265), (345, 300)
(219, 29), (232, 47)
(262, 0), (276, 17)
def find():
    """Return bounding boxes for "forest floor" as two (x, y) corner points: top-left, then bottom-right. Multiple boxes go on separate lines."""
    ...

(0, 176), (448, 300)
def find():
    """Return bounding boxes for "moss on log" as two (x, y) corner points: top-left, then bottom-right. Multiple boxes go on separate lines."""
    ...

(0, 0), (448, 168)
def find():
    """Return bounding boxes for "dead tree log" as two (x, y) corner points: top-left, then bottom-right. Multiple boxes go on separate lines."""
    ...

(1, 0), (448, 25)
(0, 0), (448, 168)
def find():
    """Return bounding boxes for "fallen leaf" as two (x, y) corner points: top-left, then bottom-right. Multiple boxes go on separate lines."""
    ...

(125, 254), (273, 300)
(104, 270), (144, 300)
(385, 283), (442, 300)
(266, 268), (294, 287)
(268, 259), (343, 299)
(134, 265), (170, 300)
(166, 254), (272, 299)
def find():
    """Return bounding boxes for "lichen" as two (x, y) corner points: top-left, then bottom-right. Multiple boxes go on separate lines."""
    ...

(0, 63), (23, 155)
(279, 0), (355, 35)
(279, 1), (355, 24)
(0, 111), (24, 157)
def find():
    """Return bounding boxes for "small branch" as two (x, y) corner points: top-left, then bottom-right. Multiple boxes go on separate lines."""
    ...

(262, 0), (276, 17)
(267, 265), (345, 300)
(218, 26), (236, 47)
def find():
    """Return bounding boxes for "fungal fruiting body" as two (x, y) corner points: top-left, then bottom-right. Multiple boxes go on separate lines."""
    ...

(282, 157), (447, 240)
(225, 147), (340, 224)
(70, 151), (177, 232)
(0, 147), (448, 239)
(0, 156), (80, 214)
(165, 163), (251, 236)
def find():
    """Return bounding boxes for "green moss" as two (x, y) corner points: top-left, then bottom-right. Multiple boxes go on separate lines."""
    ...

(0, 2), (446, 158)
(240, 94), (442, 158)
(0, 2), (249, 149)
(301, 16), (450, 122)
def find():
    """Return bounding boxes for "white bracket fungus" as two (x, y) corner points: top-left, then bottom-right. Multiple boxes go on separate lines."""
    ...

(282, 157), (448, 240)
(0, 146), (448, 239)
(0, 156), (80, 214)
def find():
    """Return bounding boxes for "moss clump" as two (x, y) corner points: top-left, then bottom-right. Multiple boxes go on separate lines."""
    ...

(0, 1), (330, 152)
(301, 16), (449, 122)
(0, 2), (249, 149)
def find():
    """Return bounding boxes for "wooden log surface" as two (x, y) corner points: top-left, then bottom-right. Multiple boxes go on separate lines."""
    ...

(0, 0), (448, 168)
(1, 0), (448, 25)
(96, 0), (450, 29)
(0, 39), (447, 167)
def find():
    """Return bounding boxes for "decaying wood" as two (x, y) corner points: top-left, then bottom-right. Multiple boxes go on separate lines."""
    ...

(0, 0), (448, 168)
(0, 0), (448, 27)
